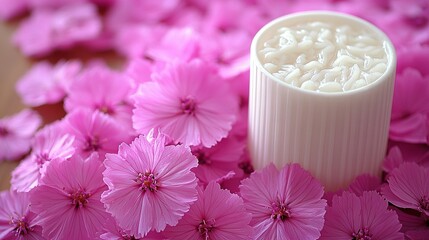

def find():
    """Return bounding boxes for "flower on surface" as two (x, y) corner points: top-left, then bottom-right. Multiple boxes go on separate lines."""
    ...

(29, 153), (109, 239)
(11, 121), (75, 192)
(64, 64), (134, 131)
(0, 109), (42, 161)
(191, 136), (244, 185)
(132, 59), (239, 147)
(164, 181), (252, 240)
(101, 134), (198, 238)
(320, 191), (403, 240)
(382, 162), (429, 216)
(239, 163), (326, 240)
(0, 190), (44, 239)
(16, 60), (81, 107)
(63, 109), (132, 159)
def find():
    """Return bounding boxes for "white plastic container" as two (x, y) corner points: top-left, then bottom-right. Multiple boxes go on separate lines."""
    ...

(248, 11), (396, 191)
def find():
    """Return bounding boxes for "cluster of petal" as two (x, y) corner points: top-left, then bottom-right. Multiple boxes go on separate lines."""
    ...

(101, 134), (198, 238)
(29, 153), (110, 239)
(164, 182), (253, 239)
(320, 191), (403, 239)
(240, 163), (326, 239)
(16, 60), (81, 107)
(382, 162), (429, 216)
(0, 109), (42, 161)
(132, 59), (239, 147)
(11, 121), (75, 192)
(0, 190), (44, 239)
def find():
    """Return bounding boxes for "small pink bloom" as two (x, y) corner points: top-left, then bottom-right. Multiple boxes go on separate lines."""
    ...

(133, 59), (239, 147)
(164, 181), (253, 239)
(0, 0), (26, 20)
(0, 190), (44, 239)
(320, 191), (403, 240)
(0, 109), (42, 161)
(240, 163), (326, 240)
(16, 60), (81, 107)
(101, 134), (198, 237)
(382, 162), (429, 216)
(63, 109), (132, 159)
(347, 174), (382, 196)
(191, 136), (244, 185)
(64, 64), (134, 131)
(11, 121), (75, 192)
(29, 153), (110, 239)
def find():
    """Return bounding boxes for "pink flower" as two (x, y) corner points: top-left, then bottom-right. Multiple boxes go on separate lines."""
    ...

(16, 60), (81, 107)
(395, 207), (429, 240)
(13, 3), (101, 57)
(0, 190), (44, 239)
(239, 163), (326, 239)
(29, 153), (110, 239)
(11, 122), (75, 192)
(63, 109), (132, 159)
(101, 134), (198, 237)
(0, 0), (26, 20)
(320, 191), (403, 240)
(191, 136), (244, 185)
(133, 59), (239, 147)
(0, 109), (42, 161)
(347, 174), (382, 196)
(390, 46), (429, 144)
(164, 181), (253, 239)
(64, 64), (134, 132)
(382, 162), (429, 216)
(99, 217), (165, 240)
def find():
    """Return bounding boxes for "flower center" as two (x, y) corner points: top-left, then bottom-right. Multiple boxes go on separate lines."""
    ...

(84, 136), (100, 152)
(419, 195), (429, 212)
(0, 126), (9, 136)
(180, 97), (196, 115)
(352, 228), (372, 240)
(35, 153), (50, 165)
(70, 189), (91, 209)
(271, 202), (291, 221)
(137, 171), (158, 192)
(97, 105), (114, 115)
(238, 161), (254, 175)
(197, 219), (215, 240)
(192, 149), (211, 165)
(10, 216), (31, 236)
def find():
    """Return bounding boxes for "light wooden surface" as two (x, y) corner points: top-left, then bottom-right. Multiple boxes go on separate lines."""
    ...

(0, 21), (29, 191)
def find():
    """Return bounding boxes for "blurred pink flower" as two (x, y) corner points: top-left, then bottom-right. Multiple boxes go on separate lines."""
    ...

(320, 191), (403, 240)
(29, 153), (109, 239)
(395, 207), (429, 240)
(191, 136), (244, 185)
(390, 46), (429, 144)
(164, 181), (252, 239)
(0, 0), (27, 20)
(11, 122), (75, 192)
(63, 109), (132, 159)
(16, 60), (81, 107)
(240, 163), (326, 239)
(13, 3), (101, 56)
(347, 174), (382, 196)
(99, 216), (164, 240)
(0, 109), (42, 161)
(133, 59), (239, 147)
(64, 64), (134, 132)
(101, 134), (198, 237)
(382, 162), (429, 216)
(0, 190), (44, 239)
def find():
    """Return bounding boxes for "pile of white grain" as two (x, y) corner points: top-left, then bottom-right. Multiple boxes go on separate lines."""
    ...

(259, 21), (388, 92)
